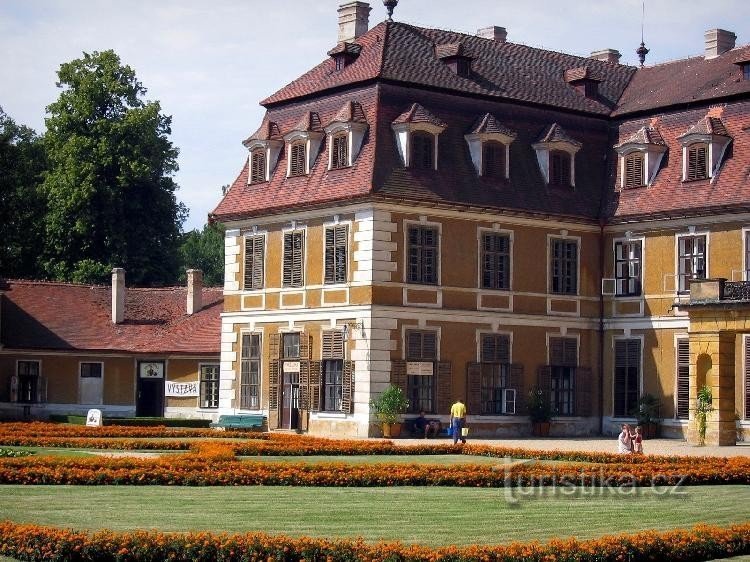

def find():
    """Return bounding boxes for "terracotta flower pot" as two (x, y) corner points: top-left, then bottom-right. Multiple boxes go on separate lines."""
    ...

(532, 421), (551, 437)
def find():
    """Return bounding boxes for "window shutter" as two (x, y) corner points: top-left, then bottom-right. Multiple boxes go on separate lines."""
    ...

(322, 330), (344, 359)
(562, 338), (578, 366)
(482, 142), (505, 178)
(290, 143), (306, 176)
(436, 361), (452, 415)
(332, 134), (348, 169)
(324, 228), (335, 284)
(467, 362), (482, 415)
(677, 339), (690, 419)
(412, 132), (433, 169)
(269, 333), (280, 361)
(687, 144), (708, 180)
(406, 331), (421, 361)
(745, 337), (750, 420)
(423, 332), (437, 361)
(309, 360), (322, 412)
(299, 332), (311, 360)
(250, 150), (266, 183)
(549, 337), (573, 366)
(283, 231), (304, 287)
(282, 233), (293, 286)
(509, 363), (525, 414)
(324, 225), (348, 284)
(391, 360), (408, 396)
(268, 360), (280, 429)
(624, 153), (644, 188)
(299, 360), (310, 430)
(341, 360), (354, 414)
(537, 365), (553, 393)
(575, 367), (593, 417)
(244, 235), (264, 290)
(614, 340), (627, 416)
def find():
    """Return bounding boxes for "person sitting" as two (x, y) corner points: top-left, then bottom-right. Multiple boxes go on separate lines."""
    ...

(414, 411), (440, 438)
(617, 423), (632, 454)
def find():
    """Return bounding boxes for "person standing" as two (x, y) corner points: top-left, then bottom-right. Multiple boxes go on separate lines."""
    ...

(450, 398), (467, 445)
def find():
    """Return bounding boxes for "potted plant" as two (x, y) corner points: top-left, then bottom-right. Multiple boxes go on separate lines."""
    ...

(527, 387), (552, 437)
(632, 393), (661, 439)
(369, 384), (409, 438)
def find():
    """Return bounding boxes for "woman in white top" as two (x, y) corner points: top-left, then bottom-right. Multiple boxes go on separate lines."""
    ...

(618, 423), (632, 454)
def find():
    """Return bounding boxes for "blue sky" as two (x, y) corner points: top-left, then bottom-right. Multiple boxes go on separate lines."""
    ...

(1, 0), (748, 231)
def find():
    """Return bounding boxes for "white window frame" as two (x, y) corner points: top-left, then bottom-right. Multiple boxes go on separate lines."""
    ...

(280, 224), (307, 289)
(391, 122), (444, 170)
(321, 219), (352, 286)
(675, 231), (709, 294)
(612, 236), (644, 297)
(547, 233), (581, 296)
(477, 226), (514, 291)
(14, 359), (42, 403)
(674, 334), (690, 421)
(403, 218), (442, 285)
(243, 231), (267, 292)
(198, 362), (220, 410)
(238, 330), (263, 412)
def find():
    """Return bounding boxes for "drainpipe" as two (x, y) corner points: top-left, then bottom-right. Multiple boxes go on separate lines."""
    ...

(598, 221), (606, 435)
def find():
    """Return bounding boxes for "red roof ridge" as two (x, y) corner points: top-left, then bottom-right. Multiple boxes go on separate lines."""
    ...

(290, 111), (323, 132)
(468, 113), (516, 137)
(392, 102), (447, 127)
(536, 123), (581, 146)
(330, 100), (368, 124)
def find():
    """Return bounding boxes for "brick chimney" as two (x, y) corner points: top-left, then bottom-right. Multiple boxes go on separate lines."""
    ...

(111, 268), (125, 324)
(477, 26), (507, 44)
(705, 29), (736, 59)
(337, 1), (371, 44)
(186, 269), (203, 315)
(590, 49), (622, 64)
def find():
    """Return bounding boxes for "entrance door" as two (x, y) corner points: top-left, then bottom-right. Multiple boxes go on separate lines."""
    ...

(136, 361), (165, 417)
(281, 365), (300, 429)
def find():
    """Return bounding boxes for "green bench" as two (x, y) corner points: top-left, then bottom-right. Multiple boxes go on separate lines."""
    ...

(210, 414), (265, 430)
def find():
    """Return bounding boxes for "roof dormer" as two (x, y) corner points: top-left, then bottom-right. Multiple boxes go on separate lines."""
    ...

(327, 42), (362, 71)
(282, 112), (324, 177)
(532, 123), (581, 187)
(564, 67), (601, 99)
(391, 103), (447, 170)
(464, 113), (517, 179)
(436, 42), (472, 77)
(243, 119), (283, 184)
(677, 115), (731, 182)
(324, 101), (368, 169)
(614, 126), (667, 189)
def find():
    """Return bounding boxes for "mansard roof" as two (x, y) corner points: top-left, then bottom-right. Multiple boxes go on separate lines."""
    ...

(290, 111), (323, 133)
(330, 100), (368, 125)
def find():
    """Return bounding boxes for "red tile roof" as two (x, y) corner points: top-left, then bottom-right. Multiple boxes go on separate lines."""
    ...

(678, 116), (730, 139)
(0, 281), (222, 355)
(536, 123), (581, 147)
(392, 103), (446, 127)
(468, 113), (516, 137)
(330, 100), (368, 125)
(614, 126), (666, 148)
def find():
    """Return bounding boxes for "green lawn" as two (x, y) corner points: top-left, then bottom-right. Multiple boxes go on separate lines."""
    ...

(1, 485), (748, 546)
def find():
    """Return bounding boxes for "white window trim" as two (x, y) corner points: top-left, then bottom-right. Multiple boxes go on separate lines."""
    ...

(283, 131), (324, 177)
(679, 134), (731, 182)
(616, 145), (667, 189)
(237, 330), (263, 413)
(13, 359), (42, 403)
(532, 141), (580, 187)
(545, 332), (580, 365)
(401, 325), (441, 361)
(476, 226), (514, 291)
(744, 334), (750, 420)
(78, 360), (104, 406)
(321, 219), (353, 287)
(546, 232), (581, 296)
(742, 227), (750, 281)
(244, 139), (283, 183)
(475, 329), (514, 363)
(464, 133), (515, 178)
(280, 224), (307, 289)
(674, 230), (710, 295)
(324, 121), (368, 169)
(403, 218), (442, 285)
(242, 230), (268, 292)
(197, 361), (220, 410)
(611, 235), (645, 297)
(611, 334), (645, 417)
(391, 122), (444, 170)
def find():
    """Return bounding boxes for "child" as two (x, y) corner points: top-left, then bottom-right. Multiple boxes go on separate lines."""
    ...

(632, 425), (643, 454)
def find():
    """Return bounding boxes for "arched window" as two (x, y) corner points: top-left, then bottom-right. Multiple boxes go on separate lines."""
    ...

(624, 152), (645, 189)
(411, 131), (434, 170)
(686, 143), (708, 181)
(331, 133), (349, 169)
(250, 149), (266, 184)
(289, 142), (307, 177)
(482, 141), (506, 178)
(549, 150), (572, 187)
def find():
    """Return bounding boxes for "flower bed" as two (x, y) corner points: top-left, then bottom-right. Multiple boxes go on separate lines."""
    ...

(0, 422), (266, 440)
(0, 521), (748, 561)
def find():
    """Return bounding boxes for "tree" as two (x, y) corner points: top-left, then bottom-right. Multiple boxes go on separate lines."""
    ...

(178, 222), (225, 286)
(0, 107), (47, 279)
(42, 50), (186, 285)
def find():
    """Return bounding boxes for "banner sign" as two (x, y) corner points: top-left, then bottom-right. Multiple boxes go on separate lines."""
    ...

(406, 361), (434, 376)
(165, 381), (199, 397)
(283, 361), (301, 373)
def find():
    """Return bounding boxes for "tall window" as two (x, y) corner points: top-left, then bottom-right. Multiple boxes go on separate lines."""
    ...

(614, 339), (640, 417)
(322, 330), (345, 412)
(282, 332), (301, 359)
(282, 231), (305, 287)
(624, 152), (645, 188)
(549, 150), (571, 186)
(411, 132), (434, 170)
(686, 143), (708, 181)
(289, 142), (307, 177)
(250, 149), (266, 183)
(549, 337), (577, 416)
(480, 334), (512, 415)
(240, 335), (261, 409)
(324, 225), (348, 284)
(407, 225), (438, 284)
(200, 364), (220, 409)
(482, 141), (506, 178)
(550, 238), (578, 295)
(677, 235), (706, 293)
(331, 134), (348, 169)
(406, 330), (437, 413)
(244, 235), (265, 290)
(614, 240), (642, 296)
(481, 233), (510, 290)
(79, 362), (103, 405)
(676, 338), (690, 420)
(17, 361), (39, 403)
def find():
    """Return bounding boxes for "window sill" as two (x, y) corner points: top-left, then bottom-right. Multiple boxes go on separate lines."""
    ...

(314, 412), (348, 419)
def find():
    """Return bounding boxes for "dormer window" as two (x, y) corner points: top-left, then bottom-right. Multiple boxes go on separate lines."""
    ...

(391, 103), (447, 171)
(564, 67), (601, 99)
(327, 42), (362, 72)
(614, 126), (667, 189)
(283, 112), (324, 178)
(464, 113), (516, 180)
(324, 101), (368, 170)
(677, 116), (731, 182)
(532, 123), (581, 188)
(744, 64), (750, 81)
(436, 42), (472, 78)
(243, 120), (283, 185)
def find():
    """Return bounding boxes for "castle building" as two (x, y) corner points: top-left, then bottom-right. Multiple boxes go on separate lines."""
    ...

(210, 2), (750, 444)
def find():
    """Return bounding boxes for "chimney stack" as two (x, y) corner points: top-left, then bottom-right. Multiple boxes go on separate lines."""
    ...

(590, 49), (622, 64)
(705, 29), (736, 59)
(112, 268), (125, 324)
(337, 1), (371, 44)
(477, 26), (507, 44)
(186, 269), (203, 315)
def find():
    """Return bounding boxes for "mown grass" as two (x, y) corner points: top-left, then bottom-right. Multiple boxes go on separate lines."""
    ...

(1, 485), (748, 546)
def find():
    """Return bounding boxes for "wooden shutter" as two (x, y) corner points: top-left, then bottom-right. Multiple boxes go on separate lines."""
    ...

(466, 362), (482, 415)
(550, 336), (577, 367)
(299, 333), (311, 360)
(677, 339), (690, 419)
(341, 360), (354, 414)
(550, 150), (571, 186)
(250, 150), (266, 183)
(324, 226), (348, 284)
(575, 367), (593, 417)
(267, 333), (281, 429)
(322, 330), (344, 359)
(614, 340), (627, 416)
(423, 332), (437, 360)
(744, 337), (750, 420)
(282, 232), (293, 286)
(332, 134), (348, 169)
(244, 235), (264, 290)
(290, 142), (306, 176)
(299, 360), (310, 430)
(406, 331), (421, 360)
(436, 361), (452, 414)
(624, 152), (644, 188)
(309, 360), (322, 413)
(481, 334), (510, 364)
(391, 359), (408, 396)
(687, 144), (708, 180)
(283, 231), (304, 287)
(537, 365), (553, 393)
(509, 363), (525, 414)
